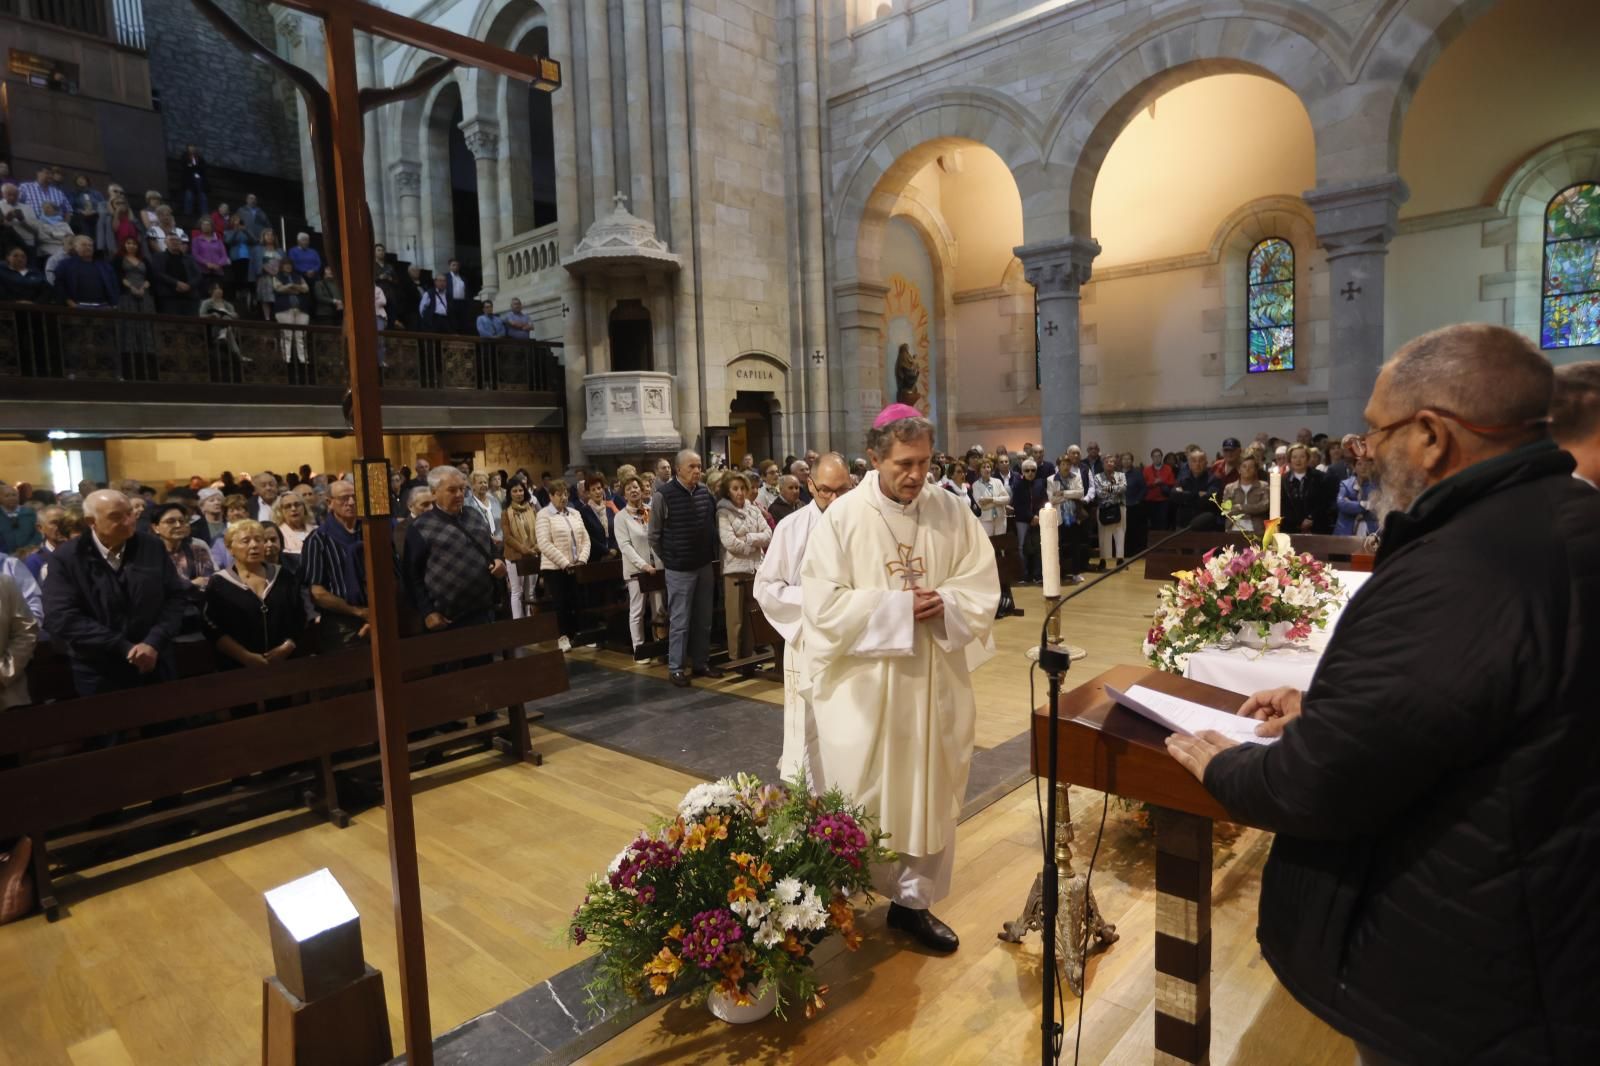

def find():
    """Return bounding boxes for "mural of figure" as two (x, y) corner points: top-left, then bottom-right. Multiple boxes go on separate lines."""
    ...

(895, 342), (922, 408)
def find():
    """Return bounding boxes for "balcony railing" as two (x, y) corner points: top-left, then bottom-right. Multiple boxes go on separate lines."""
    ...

(1, 0), (146, 51)
(497, 223), (562, 288)
(0, 301), (564, 399)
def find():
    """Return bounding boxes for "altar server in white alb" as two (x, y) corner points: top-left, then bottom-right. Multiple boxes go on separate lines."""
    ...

(752, 452), (853, 784)
(800, 404), (999, 953)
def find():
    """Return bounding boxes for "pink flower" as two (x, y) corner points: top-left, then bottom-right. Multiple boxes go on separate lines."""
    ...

(1195, 570), (1212, 587)
(1217, 596), (1234, 617)
(1260, 596), (1275, 609)
(1236, 582), (1254, 600)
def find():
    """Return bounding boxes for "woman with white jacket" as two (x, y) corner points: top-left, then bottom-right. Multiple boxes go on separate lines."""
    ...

(535, 481), (590, 651)
(1093, 455), (1129, 569)
(614, 475), (666, 657)
(716, 472), (771, 658)
(969, 458), (1009, 536)
(1045, 457), (1089, 581)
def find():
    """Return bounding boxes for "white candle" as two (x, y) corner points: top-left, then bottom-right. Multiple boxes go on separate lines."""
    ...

(1040, 501), (1060, 597)
(1269, 466), (1282, 523)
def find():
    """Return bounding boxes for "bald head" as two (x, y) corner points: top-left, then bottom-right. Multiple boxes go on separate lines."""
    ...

(1383, 324), (1554, 432)
(813, 452), (852, 512)
(84, 489), (136, 551)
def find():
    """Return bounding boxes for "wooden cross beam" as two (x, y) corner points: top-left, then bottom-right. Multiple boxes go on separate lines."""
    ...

(250, 4), (560, 1064)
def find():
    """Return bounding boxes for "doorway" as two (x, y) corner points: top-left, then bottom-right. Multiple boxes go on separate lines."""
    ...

(729, 392), (776, 464)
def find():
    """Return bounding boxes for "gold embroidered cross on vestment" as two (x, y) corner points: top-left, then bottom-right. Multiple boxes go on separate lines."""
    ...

(885, 542), (926, 590)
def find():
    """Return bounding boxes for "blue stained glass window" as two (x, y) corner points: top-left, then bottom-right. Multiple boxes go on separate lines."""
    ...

(1541, 183), (1600, 350)
(1247, 238), (1294, 373)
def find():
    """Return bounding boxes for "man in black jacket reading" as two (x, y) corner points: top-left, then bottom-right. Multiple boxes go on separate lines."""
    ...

(1167, 323), (1599, 1066)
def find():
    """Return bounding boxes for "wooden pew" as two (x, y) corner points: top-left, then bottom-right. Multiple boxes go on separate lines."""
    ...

(0, 614), (565, 920)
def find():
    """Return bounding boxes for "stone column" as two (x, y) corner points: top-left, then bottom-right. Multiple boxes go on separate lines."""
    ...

(390, 161), (422, 264)
(461, 119), (502, 298)
(1017, 236), (1100, 458)
(275, 11), (324, 230)
(1303, 175), (1408, 435)
(660, 0), (701, 449)
(584, 0), (616, 216)
(355, 32), (387, 246)
(622, 0), (654, 223)
(835, 281), (888, 451)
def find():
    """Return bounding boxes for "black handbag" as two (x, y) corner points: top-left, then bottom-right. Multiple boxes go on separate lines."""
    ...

(1097, 501), (1122, 525)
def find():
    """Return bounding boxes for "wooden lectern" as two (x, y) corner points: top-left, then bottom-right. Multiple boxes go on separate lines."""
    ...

(1031, 664), (1267, 1066)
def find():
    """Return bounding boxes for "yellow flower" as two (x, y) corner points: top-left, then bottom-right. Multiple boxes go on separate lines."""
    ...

(684, 823), (709, 852)
(1171, 569), (1194, 583)
(642, 945), (683, 994)
(727, 876), (758, 905)
(665, 819), (686, 847)
(1263, 518), (1282, 543)
(751, 861), (773, 885)
(730, 851), (756, 869)
(665, 924), (684, 941)
(703, 814), (729, 842)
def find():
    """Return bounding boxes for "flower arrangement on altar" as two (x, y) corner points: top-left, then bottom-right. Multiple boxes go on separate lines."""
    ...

(1143, 513), (1345, 674)
(566, 772), (894, 1021)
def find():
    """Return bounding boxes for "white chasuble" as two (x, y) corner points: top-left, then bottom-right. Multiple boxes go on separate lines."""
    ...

(753, 502), (825, 781)
(801, 471), (999, 858)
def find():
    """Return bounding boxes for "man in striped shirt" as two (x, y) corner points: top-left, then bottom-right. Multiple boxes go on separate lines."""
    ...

(299, 479), (369, 652)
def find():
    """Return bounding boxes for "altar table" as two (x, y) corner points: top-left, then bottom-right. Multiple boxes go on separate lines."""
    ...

(1181, 570), (1371, 696)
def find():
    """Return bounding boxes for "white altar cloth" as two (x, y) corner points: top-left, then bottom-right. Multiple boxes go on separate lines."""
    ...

(1181, 570), (1372, 697)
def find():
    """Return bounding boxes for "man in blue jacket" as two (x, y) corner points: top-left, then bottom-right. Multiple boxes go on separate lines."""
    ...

(42, 489), (190, 695)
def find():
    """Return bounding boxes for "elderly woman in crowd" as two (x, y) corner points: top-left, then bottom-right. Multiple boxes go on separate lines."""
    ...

(1335, 456), (1379, 537)
(501, 480), (539, 620)
(0, 570), (38, 710)
(152, 503), (215, 590)
(190, 215), (229, 281)
(272, 493), (312, 556)
(203, 520), (307, 670)
(536, 480), (589, 652)
(1043, 453), (1088, 583)
(209, 493), (252, 568)
(1093, 453), (1128, 569)
(465, 469), (504, 551)
(716, 471), (771, 659)
(614, 474), (666, 658)
(970, 457), (1009, 537)
(138, 189), (163, 231)
(1222, 454), (1270, 533)
(1143, 447), (1177, 531)
(190, 488), (227, 546)
(579, 477), (616, 558)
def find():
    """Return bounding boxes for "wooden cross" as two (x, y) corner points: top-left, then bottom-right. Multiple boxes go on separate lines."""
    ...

(196, 4), (559, 1063)
(1342, 281), (1363, 302)
(886, 543), (928, 590)
(1043, 321), (1059, 336)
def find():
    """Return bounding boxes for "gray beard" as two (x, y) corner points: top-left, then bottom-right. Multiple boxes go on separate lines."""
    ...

(1368, 458), (1429, 527)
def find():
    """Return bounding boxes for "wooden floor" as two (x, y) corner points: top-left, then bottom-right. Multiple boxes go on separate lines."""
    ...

(0, 572), (1355, 1066)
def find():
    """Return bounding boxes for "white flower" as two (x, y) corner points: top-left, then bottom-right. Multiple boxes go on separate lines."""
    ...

(773, 877), (803, 905)
(753, 921), (784, 949)
(606, 846), (631, 877)
(732, 898), (771, 928)
(677, 781), (739, 819)
(775, 885), (829, 933)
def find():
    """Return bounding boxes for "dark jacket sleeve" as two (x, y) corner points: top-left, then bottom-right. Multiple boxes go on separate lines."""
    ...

(1203, 553), (1528, 839)
(42, 549), (136, 659)
(140, 548), (192, 651)
(402, 521), (436, 617)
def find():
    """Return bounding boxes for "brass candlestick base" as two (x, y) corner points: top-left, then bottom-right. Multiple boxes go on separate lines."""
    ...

(997, 781), (1119, 995)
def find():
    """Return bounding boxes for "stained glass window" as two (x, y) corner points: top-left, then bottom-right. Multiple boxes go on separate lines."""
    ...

(1541, 182), (1600, 350)
(1247, 238), (1294, 373)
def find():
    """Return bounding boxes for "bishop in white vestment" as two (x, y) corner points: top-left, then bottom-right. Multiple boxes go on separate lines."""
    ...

(753, 453), (853, 784)
(801, 407), (998, 951)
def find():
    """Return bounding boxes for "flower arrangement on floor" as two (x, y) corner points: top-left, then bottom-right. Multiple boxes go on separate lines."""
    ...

(1143, 513), (1344, 674)
(566, 772), (894, 1021)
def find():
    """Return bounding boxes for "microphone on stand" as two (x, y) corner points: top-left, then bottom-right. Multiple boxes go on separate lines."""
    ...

(1034, 513), (1210, 1066)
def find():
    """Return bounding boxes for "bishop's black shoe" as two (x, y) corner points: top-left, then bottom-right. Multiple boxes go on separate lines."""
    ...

(886, 902), (960, 954)
(669, 671), (691, 688)
(693, 664), (726, 679)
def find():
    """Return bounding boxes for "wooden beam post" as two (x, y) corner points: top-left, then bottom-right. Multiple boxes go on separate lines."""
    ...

(321, 8), (434, 1064)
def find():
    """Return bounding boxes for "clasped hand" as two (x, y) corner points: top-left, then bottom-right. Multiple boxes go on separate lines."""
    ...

(1164, 685), (1302, 781)
(911, 586), (944, 622)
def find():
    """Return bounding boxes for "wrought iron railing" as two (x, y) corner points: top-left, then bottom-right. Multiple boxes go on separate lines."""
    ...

(0, 302), (564, 395)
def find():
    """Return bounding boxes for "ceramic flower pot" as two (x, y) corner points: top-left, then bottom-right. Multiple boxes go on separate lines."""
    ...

(1235, 621), (1296, 650)
(707, 982), (778, 1024)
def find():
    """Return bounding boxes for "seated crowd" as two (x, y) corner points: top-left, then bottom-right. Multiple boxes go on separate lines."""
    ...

(0, 158), (539, 384)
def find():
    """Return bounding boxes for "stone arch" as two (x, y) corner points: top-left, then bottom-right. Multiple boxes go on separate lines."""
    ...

(1045, 6), (1359, 236)
(1352, 0), (1501, 152)
(465, 0), (557, 238)
(1482, 131), (1600, 348)
(417, 71), (473, 272)
(831, 91), (1048, 285)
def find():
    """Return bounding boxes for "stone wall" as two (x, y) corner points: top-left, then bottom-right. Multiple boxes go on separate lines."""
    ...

(142, 0), (301, 182)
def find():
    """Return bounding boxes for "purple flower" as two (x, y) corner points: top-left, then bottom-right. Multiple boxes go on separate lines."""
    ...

(680, 909), (744, 969)
(810, 813), (870, 867)
(608, 836), (681, 897)
(572, 925), (587, 945)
